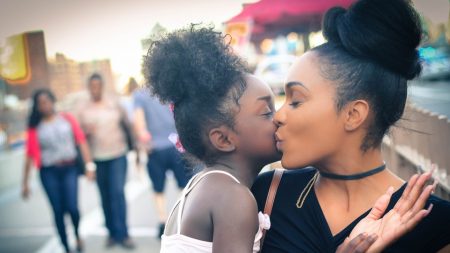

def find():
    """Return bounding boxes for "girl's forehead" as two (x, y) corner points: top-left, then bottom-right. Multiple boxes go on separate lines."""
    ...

(244, 75), (273, 95)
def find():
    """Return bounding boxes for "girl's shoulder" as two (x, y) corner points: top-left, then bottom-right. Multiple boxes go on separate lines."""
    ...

(191, 171), (254, 207)
(191, 172), (258, 231)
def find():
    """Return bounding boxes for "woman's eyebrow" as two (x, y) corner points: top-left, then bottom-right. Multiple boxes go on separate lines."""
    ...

(286, 81), (309, 91)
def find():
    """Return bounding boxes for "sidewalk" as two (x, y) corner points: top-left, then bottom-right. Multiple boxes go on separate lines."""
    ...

(0, 152), (180, 253)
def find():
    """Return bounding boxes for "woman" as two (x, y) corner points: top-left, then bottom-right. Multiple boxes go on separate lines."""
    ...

(22, 89), (95, 253)
(145, 25), (434, 253)
(76, 73), (135, 249)
(251, 0), (450, 252)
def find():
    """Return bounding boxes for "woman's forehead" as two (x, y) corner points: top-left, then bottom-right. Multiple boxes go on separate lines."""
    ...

(38, 93), (51, 101)
(285, 52), (324, 90)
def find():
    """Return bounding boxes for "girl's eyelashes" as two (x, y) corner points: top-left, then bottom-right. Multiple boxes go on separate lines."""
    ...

(262, 111), (274, 118)
(289, 101), (303, 108)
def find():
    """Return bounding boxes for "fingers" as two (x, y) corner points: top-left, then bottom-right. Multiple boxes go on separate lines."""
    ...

(338, 233), (378, 253)
(85, 171), (96, 181)
(337, 233), (367, 253)
(22, 188), (30, 199)
(392, 173), (418, 213)
(403, 203), (433, 233)
(367, 186), (395, 220)
(353, 234), (378, 253)
(399, 174), (419, 204)
(394, 169), (433, 215)
(410, 181), (437, 214)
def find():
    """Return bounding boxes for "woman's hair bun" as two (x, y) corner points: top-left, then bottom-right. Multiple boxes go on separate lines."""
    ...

(322, 0), (423, 80)
(322, 6), (346, 45)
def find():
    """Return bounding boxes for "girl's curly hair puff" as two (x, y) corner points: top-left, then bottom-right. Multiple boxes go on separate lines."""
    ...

(144, 24), (248, 165)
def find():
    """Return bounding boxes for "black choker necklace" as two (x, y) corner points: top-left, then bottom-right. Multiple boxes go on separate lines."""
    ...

(319, 164), (386, 180)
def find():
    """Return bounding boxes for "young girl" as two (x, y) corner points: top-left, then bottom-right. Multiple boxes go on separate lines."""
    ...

(144, 26), (434, 253)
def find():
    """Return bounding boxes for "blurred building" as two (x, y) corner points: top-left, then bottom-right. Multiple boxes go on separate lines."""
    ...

(0, 31), (49, 100)
(79, 59), (115, 93)
(48, 54), (116, 99)
(0, 31), (49, 144)
(48, 53), (83, 99)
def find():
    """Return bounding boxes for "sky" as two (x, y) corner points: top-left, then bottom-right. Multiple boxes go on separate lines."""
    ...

(0, 0), (448, 90)
(0, 0), (255, 88)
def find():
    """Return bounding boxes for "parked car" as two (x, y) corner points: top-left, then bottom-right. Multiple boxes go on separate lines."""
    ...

(254, 55), (296, 95)
(419, 46), (450, 81)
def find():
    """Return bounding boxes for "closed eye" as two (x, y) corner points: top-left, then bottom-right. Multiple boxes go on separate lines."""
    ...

(289, 101), (302, 108)
(262, 111), (274, 118)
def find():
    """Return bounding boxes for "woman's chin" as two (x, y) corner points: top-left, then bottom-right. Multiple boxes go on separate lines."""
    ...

(280, 157), (308, 170)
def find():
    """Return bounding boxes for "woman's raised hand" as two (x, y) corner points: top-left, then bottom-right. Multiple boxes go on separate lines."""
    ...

(346, 168), (436, 253)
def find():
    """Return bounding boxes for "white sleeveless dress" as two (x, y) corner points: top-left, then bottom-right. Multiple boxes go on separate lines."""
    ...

(160, 170), (271, 253)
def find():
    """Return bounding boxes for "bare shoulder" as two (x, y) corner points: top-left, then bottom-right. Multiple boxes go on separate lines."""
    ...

(203, 173), (256, 204)
(200, 174), (259, 252)
(193, 173), (258, 220)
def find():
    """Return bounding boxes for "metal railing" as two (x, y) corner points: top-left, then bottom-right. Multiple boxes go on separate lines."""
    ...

(383, 103), (450, 199)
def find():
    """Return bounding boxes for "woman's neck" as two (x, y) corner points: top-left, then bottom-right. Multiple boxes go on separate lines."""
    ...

(314, 147), (404, 200)
(92, 98), (103, 105)
(316, 147), (384, 175)
(42, 112), (56, 122)
(312, 147), (404, 235)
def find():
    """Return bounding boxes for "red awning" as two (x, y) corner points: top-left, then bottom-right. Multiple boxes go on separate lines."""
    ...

(226, 0), (355, 39)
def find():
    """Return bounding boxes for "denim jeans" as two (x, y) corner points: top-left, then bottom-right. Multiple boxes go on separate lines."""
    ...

(95, 155), (129, 241)
(147, 146), (190, 193)
(40, 164), (80, 252)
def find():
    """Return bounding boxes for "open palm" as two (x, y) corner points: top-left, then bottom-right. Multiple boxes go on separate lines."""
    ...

(348, 171), (435, 253)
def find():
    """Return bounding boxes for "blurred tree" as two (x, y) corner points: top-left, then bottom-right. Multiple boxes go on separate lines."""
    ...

(141, 23), (168, 51)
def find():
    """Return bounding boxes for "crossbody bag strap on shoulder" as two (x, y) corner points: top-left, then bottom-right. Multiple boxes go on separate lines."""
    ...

(260, 168), (284, 252)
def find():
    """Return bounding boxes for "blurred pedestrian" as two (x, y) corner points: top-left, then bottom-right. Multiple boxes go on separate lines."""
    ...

(121, 77), (140, 123)
(133, 88), (190, 238)
(120, 77), (142, 172)
(22, 88), (95, 253)
(76, 73), (136, 249)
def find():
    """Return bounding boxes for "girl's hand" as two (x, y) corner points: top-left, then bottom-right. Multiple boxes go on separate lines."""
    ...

(85, 170), (96, 181)
(21, 183), (30, 199)
(336, 232), (378, 253)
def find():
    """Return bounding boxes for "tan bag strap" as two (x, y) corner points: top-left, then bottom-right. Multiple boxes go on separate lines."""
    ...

(260, 168), (284, 252)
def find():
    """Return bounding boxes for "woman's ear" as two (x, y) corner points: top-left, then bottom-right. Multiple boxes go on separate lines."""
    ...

(343, 100), (370, 131)
(209, 126), (236, 152)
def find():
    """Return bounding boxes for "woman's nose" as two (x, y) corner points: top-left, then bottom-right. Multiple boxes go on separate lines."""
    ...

(273, 106), (285, 127)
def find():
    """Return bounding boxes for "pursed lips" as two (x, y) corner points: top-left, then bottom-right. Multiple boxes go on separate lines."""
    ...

(275, 132), (283, 150)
